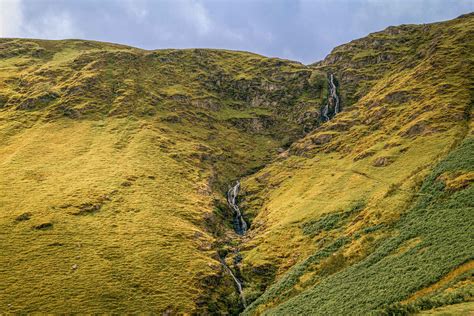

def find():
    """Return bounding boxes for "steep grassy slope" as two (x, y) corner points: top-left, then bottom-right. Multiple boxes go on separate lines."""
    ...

(1, 13), (472, 315)
(239, 13), (474, 314)
(0, 39), (327, 313)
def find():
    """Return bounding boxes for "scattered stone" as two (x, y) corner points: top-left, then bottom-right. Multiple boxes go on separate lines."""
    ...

(70, 202), (102, 216)
(15, 212), (32, 222)
(121, 181), (132, 187)
(278, 151), (289, 158)
(373, 156), (393, 167)
(47, 242), (64, 247)
(33, 222), (53, 230)
(71, 264), (78, 270)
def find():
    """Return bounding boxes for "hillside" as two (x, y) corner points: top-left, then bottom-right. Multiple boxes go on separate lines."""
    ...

(0, 13), (473, 315)
(0, 39), (329, 313)
(239, 13), (474, 314)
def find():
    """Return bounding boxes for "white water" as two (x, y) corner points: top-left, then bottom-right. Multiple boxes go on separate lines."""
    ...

(219, 180), (249, 309)
(322, 101), (330, 121)
(220, 257), (247, 308)
(322, 73), (339, 121)
(227, 181), (248, 235)
(329, 74), (340, 114)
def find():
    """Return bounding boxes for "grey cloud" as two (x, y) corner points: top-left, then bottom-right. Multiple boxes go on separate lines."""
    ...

(1, 0), (472, 63)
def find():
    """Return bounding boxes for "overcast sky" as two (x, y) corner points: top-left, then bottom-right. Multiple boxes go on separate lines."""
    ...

(0, 0), (472, 64)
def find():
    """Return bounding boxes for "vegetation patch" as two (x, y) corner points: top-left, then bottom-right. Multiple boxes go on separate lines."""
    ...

(248, 137), (474, 315)
(302, 200), (365, 237)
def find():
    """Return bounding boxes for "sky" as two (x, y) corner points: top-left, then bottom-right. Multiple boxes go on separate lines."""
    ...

(0, 0), (473, 64)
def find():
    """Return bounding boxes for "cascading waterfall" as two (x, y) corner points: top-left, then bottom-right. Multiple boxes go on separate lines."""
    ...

(220, 256), (247, 308)
(322, 102), (330, 122)
(329, 73), (340, 114)
(219, 180), (249, 309)
(227, 181), (248, 235)
(321, 73), (340, 122)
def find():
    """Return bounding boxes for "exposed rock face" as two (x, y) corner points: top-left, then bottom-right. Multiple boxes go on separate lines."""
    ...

(311, 133), (334, 145)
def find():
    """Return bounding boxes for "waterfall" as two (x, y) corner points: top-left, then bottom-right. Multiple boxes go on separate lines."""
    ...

(321, 73), (340, 122)
(227, 181), (248, 235)
(218, 180), (249, 310)
(329, 74), (340, 114)
(220, 256), (247, 308)
(322, 101), (330, 122)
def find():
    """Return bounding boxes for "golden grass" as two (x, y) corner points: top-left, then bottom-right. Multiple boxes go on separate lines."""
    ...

(240, 13), (474, 312)
(0, 115), (218, 313)
(416, 301), (474, 315)
(404, 261), (474, 304)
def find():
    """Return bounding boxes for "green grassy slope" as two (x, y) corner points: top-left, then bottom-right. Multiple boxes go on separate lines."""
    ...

(240, 13), (474, 314)
(0, 39), (326, 313)
(256, 136), (474, 315)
